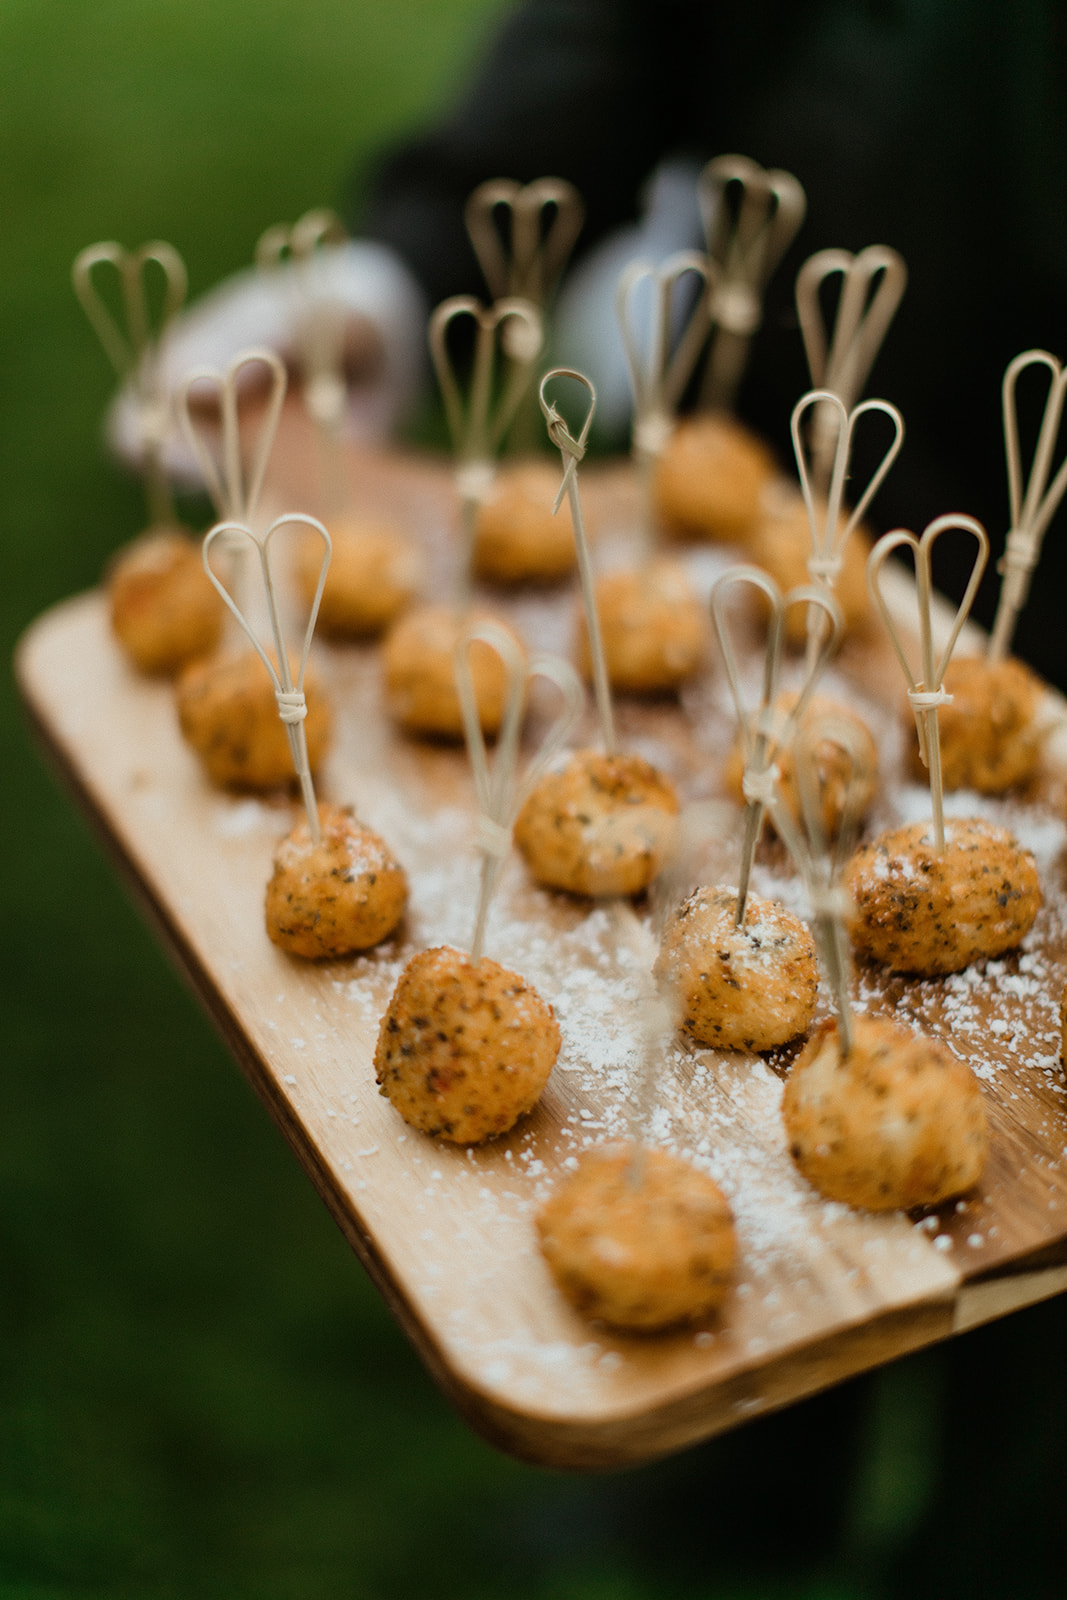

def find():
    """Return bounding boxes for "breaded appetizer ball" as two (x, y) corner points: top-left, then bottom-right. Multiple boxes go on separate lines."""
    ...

(723, 694), (878, 839)
(1061, 980), (1067, 1071)
(911, 656), (1044, 794)
(473, 461), (577, 584)
(783, 1015), (988, 1210)
(749, 488), (871, 647)
(844, 817), (1041, 975)
(294, 515), (419, 639)
(176, 648), (332, 790)
(382, 604), (516, 739)
(576, 560), (707, 693)
(374, 945), (559, 1143)
(656, 885), (818, 1051)
(108, 528), (223, 674)
(654, 413), (776, 544)
(265, 803), (407, 960)
(514, 750), (679, 897)
(536, 1143), (736, 1330)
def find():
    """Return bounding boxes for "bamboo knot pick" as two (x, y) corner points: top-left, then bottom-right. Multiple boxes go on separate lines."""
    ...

(72, 238), (188, 529)
(465, 177), (584, 310)
(867, 514), (989, 851)
(455, 619), (584, 963)
(178, 346), (287, 526)
(711, 564), (842, 923)
(989, 348), (1067, 660)
(202, 511), (331, 844)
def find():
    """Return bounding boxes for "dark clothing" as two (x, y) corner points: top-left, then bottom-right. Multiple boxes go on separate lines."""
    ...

(361, 0), (1067, 682)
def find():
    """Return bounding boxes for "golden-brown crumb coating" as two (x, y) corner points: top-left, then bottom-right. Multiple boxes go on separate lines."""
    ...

(176, 648), (332, 790)
(265, 802), (407, 959)
(374, 945), (559, 1143)
(473, 461), (577, 584)
(908, 656), (1044, 794)
(295, 515), (419, 638)
(653, 414), (776, 544)
(108, 528), (223, 674)
(514, 750), (679, 897)
(749, 489), (871, 646)
(655, 886), (818, 1051)
(724, 693), (878, 838)
(536, 1143), (736, 1330)
(783, 1015), (988, 1210)
(844, 817), (1041, 975)
(382, 604), (515, 739)
(1061, 980), (1067, 1071)
(576, 560), (707, 692)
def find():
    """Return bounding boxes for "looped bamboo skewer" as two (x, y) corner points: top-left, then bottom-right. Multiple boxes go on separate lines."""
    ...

(711, 565), (842, 924)
(697, 154), (806, 411)
(790, 389), (904, 668)
(72, 238), (188, 528)
(764, 713), (872, 1057)
(465, 177), (584, 314)
(538, 367), (616, 754)
(989, 348), (1067, 661)
(428, 295), (543, 609)
(455, 620), (584, 964)
(202, 511), (331, 844)
(177, 347), (288, 525)
(866, 515), (989, 850)
(795, 246), (907, 493)
(616, 251), (715, 553)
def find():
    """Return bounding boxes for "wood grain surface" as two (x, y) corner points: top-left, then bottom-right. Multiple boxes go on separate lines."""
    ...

(16, 417), (1067, 1469)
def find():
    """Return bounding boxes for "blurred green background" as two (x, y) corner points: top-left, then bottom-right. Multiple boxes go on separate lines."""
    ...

(5, 3), (1067, 1596)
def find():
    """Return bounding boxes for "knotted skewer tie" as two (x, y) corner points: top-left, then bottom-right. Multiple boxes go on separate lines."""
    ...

(790, 389), (904, 668)
(697, 154), (806, 411)
(763, 714), (872, 1057)
(795, 246), (907, 495)
(455, 620), (584, 964)
(989, 348), (1067, 661)
(711, 565), (842, 923)
(539, 367), (616, 755)
(178, 346), (287, 526)
(616, 251), (715, 554)
(465, 177), (584, 315)
(202, 511), (332, 844)
(429, 295), (543, 610)
(72, 239), (187, 529)
(867, 514), (989, 851)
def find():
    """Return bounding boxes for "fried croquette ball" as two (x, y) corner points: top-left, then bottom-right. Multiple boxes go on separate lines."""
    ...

(472, 461), (577, 584)
(724, 694), (878, 839)
(844, 817), (1041, 975)
(655, 885), (818, 1051)
(653, 413), (776, 544)
(910, 656), (1044, 794)
(108, 528), (223, 674)
(382, 604), (516, 739)
(514, 750), (679, 897)
(1061, 980), (1067, 1070)
(536, 1143), (737, 1330)
(749, 486), (871, 646)
(783, 1015), (988, 1210)
(373, 945), (559, 1143)
(575, 560), (707, 693)
(294, 515), (419, 638)
(176, 648), (332, 790)
(265, 803), (407, 959)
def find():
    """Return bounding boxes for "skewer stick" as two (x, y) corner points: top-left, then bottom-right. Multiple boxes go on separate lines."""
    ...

(465, 178), (584, 308)
(72, 239), (187, 529)
(616, 252), (715, 555)
(790, 390), (904, 671)
(539, 368), (616, 754)
(203, 512), (331, 844)
(177, 347), (287, 525)
(455, 621), (584, 963)
(428, 296), (543, 612)
(867, 515), (989, 851)
(764, 714), (871, 1057)
(711, 566), (842, 923)
(989, 349), (1067, 661)
(697, 155), (806, 412)
(795, 246), (907, 493)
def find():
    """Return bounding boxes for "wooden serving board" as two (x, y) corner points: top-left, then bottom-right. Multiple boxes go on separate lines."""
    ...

(16, 428), (1067, 1470)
